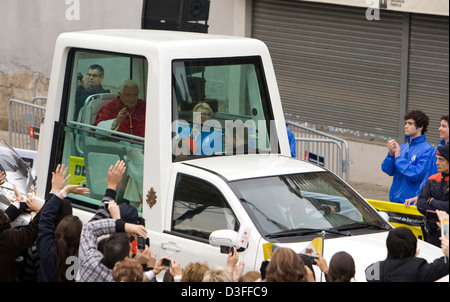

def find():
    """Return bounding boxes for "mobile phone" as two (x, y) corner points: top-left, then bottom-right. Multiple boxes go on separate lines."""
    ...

(162, 258), (171, 267)
(220, 245), (234, 255)
(426, 210), (439, 223)
(137, 236), (146, 250)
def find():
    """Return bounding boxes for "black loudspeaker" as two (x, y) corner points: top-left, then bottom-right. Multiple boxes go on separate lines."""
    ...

(182, 0), (210, 21)
(142, 0), (210, 33)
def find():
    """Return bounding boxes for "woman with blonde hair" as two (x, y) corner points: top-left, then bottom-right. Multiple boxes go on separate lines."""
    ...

(181, 261), (210, 282)
(202, 267), (233, 282)
(113, 258), (144, 282)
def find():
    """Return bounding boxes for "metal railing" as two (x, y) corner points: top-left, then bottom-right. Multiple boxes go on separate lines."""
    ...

(287, 121), (351, 182)
(8, 98), (47, 150)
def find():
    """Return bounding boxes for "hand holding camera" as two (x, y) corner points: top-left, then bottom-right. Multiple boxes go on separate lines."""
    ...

(134, 243), (151, 266)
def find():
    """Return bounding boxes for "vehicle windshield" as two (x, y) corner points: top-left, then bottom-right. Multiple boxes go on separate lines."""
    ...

(229, 172), (390, 238)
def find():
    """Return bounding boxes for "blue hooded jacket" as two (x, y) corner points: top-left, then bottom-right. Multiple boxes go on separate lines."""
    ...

(381, 135), (434, 203)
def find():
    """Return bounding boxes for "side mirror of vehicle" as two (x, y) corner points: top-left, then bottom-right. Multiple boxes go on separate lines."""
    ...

(209, 229), (238, 248)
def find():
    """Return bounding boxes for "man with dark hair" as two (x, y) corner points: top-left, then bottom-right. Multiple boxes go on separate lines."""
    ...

(382, 110), (434, 203)
(77, 218), (147, 282)
(366, 227), (448, 282)
(101, 233), (132, 271)
(422, 115), (449, 184)
(74, 64), (111, 120)
(405, 115), (449, 207)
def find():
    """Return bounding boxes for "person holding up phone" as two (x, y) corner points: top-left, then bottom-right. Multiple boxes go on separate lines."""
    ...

(436, 210), (449, 259)
(417, 144), (449, 247)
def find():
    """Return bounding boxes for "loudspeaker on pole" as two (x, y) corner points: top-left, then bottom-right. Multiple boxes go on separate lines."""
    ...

(142, 0), (210, 33)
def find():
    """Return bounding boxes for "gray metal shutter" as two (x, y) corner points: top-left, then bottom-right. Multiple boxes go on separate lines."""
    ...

(253, 0), (404, 141)
(407, 14), (449, 146)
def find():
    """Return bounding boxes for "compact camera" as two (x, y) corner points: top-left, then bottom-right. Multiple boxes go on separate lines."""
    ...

(220, 245), (235, 255)
(137, 236), (148, 250)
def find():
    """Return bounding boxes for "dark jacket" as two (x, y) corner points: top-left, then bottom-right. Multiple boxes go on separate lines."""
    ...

(417, 172), (449, 214)
(417, 172), (449, 246)
(36, 194), (65, 282)
(366, 256), (449, 282)
(0, 209), (41, 282)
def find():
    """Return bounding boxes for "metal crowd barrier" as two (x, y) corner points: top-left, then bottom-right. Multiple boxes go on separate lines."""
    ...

(287, 121), (351, 182)
(8, 98), (47, 151)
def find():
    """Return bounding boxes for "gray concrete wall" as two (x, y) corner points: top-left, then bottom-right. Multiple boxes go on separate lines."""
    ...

(348, 139), (391, 187)
(347, 139), (392, 201)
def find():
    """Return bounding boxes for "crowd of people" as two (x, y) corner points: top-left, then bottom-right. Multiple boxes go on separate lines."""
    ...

(382, 111), (448, 248)
(1, 158), (448, 283)
(0, 109), (448, 283)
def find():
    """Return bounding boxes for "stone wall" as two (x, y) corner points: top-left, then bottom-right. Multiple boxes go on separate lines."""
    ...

(0, 67), (49, 131)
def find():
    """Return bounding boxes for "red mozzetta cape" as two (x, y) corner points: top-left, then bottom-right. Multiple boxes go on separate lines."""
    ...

(93, 97), (146, 138)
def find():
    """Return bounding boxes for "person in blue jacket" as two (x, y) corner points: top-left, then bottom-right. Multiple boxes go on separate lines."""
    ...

(286, 126), (296, 158)
(421, 115), (449, 186)
(190, 102), (224, 156)
(381, 110), (434, 204)
(405, 115), (449, 207)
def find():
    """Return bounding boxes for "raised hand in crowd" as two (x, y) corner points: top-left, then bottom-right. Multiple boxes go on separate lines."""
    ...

(124, 222), (147, 238)
(107, 200), (121, 220)
(233, 261), (245, 282)
(107, 160), (126, 190)
(51, 164), (90, 199)
(436, 210), (449, 258)
(51, 164), (70, 193)
(226, 247), (239, 277)
(134, 244), (151, 266)
(23, 195), (43, 213)
(11, 184), (42, 213)
(170, 259), (183, 281)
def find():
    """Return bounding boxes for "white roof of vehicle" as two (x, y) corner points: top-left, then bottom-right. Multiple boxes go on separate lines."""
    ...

(57, 29), (268, 58)
(182, 154), (325, 181)
(67, 28), (247, 42)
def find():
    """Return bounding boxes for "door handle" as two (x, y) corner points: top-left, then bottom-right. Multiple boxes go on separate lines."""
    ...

(161, 242), (181, 252)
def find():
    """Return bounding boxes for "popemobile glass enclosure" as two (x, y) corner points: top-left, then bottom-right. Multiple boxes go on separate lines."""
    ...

(51, 47), (278, 215)
(172, 56), (277, 158)
(56, 49), (148, 211)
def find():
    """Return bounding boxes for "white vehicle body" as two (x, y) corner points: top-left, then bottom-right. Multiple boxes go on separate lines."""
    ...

(31, 29), (447, 282)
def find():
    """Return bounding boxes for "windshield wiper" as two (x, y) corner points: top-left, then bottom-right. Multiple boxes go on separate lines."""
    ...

(267, 227), (351, 239)
(239, 198), (289, 231)
(334, 222), (388, 231)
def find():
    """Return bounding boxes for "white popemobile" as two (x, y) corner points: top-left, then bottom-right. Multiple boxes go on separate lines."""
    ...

(16, 29), (446, 281)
